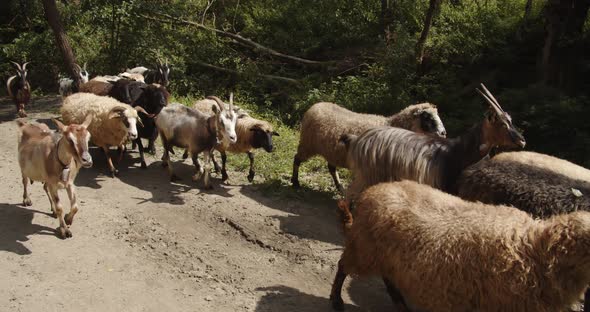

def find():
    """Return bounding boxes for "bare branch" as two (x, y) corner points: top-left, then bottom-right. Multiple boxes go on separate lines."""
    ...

(193, 61), (300, 85)
(140, 13), (331, 66)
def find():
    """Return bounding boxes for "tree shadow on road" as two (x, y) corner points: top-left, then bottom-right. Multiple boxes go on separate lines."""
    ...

(0, 203), (57, 255)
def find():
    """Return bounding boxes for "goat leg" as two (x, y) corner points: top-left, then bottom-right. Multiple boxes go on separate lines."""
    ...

(212, 153), (221, 174)
(191, 153), (204, 183)
(49, 185), (72, 239)
(64, 184), (79, 226)
(221, 152), (229, 181)
(329, 259), (347, 311)
(43, 183), (56, 218)
(291, 155), (302, 188)
(201, 150), (213, 190)
(135, 139), (147, 169)
(383, 277), (409, 312)
(328, 164), (344, 194)
(247, 151), (255, 182)
(21, 175), (32, 206)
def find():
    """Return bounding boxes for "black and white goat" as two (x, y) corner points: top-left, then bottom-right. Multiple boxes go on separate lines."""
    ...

(58, 63), (89, 96)
(127, 60), (170, 86)
(6, 61), (31, 117)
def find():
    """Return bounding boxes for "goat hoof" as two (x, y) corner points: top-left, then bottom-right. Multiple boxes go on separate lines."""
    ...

(64, 213), (74, 225)
(58, 227), (72, 239)
(111, 169), (119, 178)
(329, 296), (344, 311)
(141, 162), (147, 169)
(222, 173), (229, 182)
(204, 184), (214, 191)
(148, 147), (156, 155)
(247, 172), (255, 182)
(23, 198), (32, 206)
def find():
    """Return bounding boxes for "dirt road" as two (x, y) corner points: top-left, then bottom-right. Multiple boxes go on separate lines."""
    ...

(0, 97), (389, 312)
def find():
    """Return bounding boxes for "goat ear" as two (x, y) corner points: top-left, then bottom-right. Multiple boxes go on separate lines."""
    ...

(108, 106), (126, 119)
(52, 118), (67, 132)
(82, 114), (93, 127)
(272, 131), (279, 136)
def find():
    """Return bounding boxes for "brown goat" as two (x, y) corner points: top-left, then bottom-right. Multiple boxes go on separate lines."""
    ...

(341, 84), (525, 201)
(17, 116), (93, 239)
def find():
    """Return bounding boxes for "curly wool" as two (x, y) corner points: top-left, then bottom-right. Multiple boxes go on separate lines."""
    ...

(61, 93), (138, 148)
(295, 102), (441, 168)
(458, 151), (590, 218)
(343, 180), (590, 312)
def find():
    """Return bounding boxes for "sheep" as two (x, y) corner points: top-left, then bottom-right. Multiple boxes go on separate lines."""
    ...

(188, 97), (278, 182)
(89, 75), (121, 83)
(6, 61), (31, 117)
(330, 180), (590, 312)
(156, 96), (237, 189)
(291, 101), (446, 192)
(126, 66), (149, 75)
(457, 151), (590, 218)
(58, 63), (89, 96)
(79, 80), (114, 96)
(107, 79), (170, 168)
(340, 84), (526, 201)
(118, 72), (145, 82)
(61, 93), (142, 177)
(17, 116), (93, 239)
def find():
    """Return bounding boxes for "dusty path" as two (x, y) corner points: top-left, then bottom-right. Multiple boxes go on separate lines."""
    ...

(0, 97), (390, 312)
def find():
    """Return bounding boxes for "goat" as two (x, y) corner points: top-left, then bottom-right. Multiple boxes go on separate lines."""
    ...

(79, 80), (113, 96)
(6, 61), (31, 117)
(17, 116), (93, 239)
(291, 102), (446, 192)
(118, 72), (145, 82)
(331, 180), (590, 312)
(341, 84), (525, 201)
(144, 59), (170, 86)
(61, 93), (142, 177)
(107, 79), (170, 168)
(156, 96), (237, 189)
(58, 63), (89, 96)
(187, 96), (278, 182)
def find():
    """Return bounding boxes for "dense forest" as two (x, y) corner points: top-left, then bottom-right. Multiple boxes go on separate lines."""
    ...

(1, 0), (589, 166)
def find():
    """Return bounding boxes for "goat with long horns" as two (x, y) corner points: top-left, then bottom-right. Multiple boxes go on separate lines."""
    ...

(6, 61), (31, 117)
(339, 83), (526, 202)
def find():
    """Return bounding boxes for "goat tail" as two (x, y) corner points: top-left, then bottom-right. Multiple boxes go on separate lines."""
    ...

(337, 199), (354, 233)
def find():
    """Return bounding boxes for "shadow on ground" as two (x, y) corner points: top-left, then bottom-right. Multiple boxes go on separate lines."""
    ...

(0, 203), (57, 255)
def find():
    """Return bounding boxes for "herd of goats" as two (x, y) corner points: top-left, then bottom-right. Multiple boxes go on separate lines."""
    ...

(6, 60), (590, 311)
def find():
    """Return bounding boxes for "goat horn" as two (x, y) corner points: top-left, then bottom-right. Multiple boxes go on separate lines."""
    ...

(74, 63), (82, 72)
(22, 62), (29, 71)
(480, 83), (505, 113)
(229, 92), (234, 112)
(206, 96), (225, 112)
(83, 62), (87, 70)
(134, 106), (151, 116)
(476, 88), (503, 117)
(10, 61), (22, 71)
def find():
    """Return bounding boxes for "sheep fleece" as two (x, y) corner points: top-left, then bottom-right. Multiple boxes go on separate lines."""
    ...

(61, 93), (138, 148)
(296, 102), (438, 168)
(344, 180), (590, 312)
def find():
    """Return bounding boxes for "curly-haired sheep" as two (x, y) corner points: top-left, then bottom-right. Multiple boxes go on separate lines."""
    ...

(331, 180), (590, 312)
(61, 93), (141, 177)
(189, 98), (278, 182)
(457, 151), (590, 218)
(341, 84), (525, 201)
(291, 102), (446, 192)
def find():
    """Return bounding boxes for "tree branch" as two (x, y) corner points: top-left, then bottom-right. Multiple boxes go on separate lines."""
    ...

(193, 61), (300, 85)
(140, 13), (331, 66)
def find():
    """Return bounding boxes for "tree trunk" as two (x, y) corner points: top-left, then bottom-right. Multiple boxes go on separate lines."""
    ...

(416, 0), (440, 72)
(380, 0), (396, 46)
(540, 0), (590, 88)
(41, 0), (80, 90)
